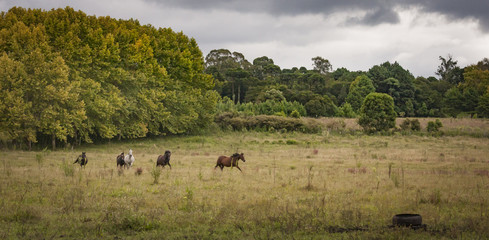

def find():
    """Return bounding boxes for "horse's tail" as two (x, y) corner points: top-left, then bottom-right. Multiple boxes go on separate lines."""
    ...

(215, 157), (221, 169)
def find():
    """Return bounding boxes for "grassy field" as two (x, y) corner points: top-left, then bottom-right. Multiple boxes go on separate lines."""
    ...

(1, 127), (489, 239)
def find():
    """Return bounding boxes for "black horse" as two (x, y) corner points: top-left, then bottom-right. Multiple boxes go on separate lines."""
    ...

(116, 152), (125, 168)
(73, 152), (88, 168)
(156, 150), (171, 169)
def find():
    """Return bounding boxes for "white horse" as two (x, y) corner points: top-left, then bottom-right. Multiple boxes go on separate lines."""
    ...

(124, 149), (135, 169)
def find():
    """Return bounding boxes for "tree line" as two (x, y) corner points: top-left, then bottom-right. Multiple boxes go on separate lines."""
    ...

(0, 7), (218, 149)
(1, 7), (489, 149)
(206, 50), (489, 119)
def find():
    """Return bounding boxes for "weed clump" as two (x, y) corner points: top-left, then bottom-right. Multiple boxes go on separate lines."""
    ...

(61, 160), (74, 177)
(150, 166), (161, 184)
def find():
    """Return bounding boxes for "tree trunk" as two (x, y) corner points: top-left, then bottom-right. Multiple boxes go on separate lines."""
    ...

(237, 84), (241, 104)
(231, 81), (236, 104)
(73, 131), (78, 147)
(52, 133), (56, 150)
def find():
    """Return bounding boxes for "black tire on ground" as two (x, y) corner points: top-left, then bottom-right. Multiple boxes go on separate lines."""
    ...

(392, 214), (422, 227)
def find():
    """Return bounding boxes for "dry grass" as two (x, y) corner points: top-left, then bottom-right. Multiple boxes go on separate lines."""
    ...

(1, 131), (489, 239)
(315, 117), (489, 135)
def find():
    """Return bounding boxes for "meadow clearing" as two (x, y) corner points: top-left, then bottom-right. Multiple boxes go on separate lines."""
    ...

(1, 118), (489, 239)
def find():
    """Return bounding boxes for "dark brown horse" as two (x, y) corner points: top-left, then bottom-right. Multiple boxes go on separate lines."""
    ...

(116, 152), (125, 168)
(215, 153), (246, 172)
(156, 150), (171, 169)
(73, 152), (88, 168)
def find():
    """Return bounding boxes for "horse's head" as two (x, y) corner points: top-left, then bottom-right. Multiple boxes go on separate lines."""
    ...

(165, 150), (171, 156)
(238, 153), (245, 162)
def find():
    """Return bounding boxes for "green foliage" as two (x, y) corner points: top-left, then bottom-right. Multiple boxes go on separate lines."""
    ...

(345, 75), (375, 112)
(0, 7), (217, 147)
(304, 96), (338, 117)
(304, 95), (337, 117)
(437, 55), (464, 85)
(427, 119), (443, 132)
(336, 102), (356, 118)
(311, 56), (332, 75)
(216, 97), (306, 117)
(367, 62), (415, 116)
(214, 113), (322, 133)
(477, 92), (489, 118)
(256, 89), (286, 102)
(358, 93), (396, 133)
(400, 119), (421, 132)
(289, 110), (301, 118)
(150, 166), (161, 184)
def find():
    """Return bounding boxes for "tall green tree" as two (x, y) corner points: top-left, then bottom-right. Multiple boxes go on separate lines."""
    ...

(0, 6), (218, 148)
(436, 55), (464, 85)
(311, 56), (332, 75)
(367, 62), (415, 116)
(345, 75), (376, 112)
(305, 95), (337, 117)
(0, 53), (35, 148)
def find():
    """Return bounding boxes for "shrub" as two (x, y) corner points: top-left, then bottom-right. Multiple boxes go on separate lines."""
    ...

(214, 113), (322, 133)
(400, 119), (421, 132)
(304, 95), (337, 117)
(358, 93), (396, 133)
(150, 166), (161, 184)
(216, 98), (307, 117)
(289, 110), (301, 118)
(427, 119), (443, 132)
(336, 102), (356, 118)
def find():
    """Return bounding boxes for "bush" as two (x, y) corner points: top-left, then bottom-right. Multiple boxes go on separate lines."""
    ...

(336, 102), (356, 118)
(304, 95), (337, 117)
(289, 110), (301, 118)
(150, 166), (161, 184)
(427, 119), (443, 132)
(358, 93), (396, 133)
(216, 98), (307, 117)
(400, 119), (421, 132)
(214, 113), (322, 133)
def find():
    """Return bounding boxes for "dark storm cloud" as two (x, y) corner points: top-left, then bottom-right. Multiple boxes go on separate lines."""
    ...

(144, 0), (489, 30)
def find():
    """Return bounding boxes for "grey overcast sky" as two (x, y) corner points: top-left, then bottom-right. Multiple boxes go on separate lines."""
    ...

(1, 0), (489, 77)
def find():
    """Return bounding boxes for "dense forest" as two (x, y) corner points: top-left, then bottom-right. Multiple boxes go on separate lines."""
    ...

(1, 7), (489, 149)
(207, 49), (489, 120)
(0, 7), (218, 149)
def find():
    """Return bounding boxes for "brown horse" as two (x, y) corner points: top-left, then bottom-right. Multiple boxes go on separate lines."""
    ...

(156, 150), (171, 169)
(215, 153), (246, 172)
(116, 152), (125, 168)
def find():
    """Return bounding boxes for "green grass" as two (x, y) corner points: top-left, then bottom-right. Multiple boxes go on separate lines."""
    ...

(1, 131), (489, 239)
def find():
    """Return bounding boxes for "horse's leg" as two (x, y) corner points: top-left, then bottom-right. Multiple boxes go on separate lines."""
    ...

(214, 162), (220, 170)
(236, 166), (242, 172)
(168, 162), (172, 169)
